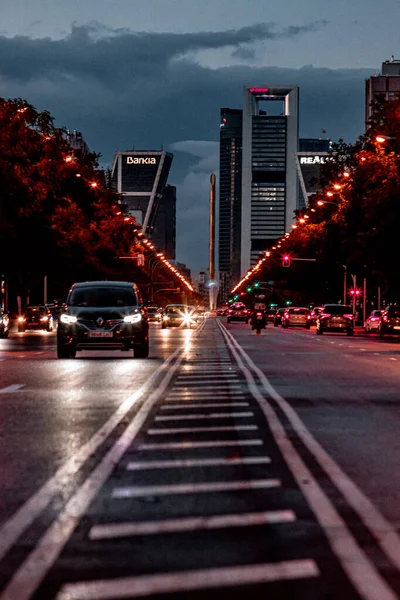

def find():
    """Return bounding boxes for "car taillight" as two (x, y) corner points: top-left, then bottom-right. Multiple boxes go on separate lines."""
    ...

(321, 313), (330, 318)
(383, 315), (388, 321)
(228, 309), (233, 314)
(343, 314), (354, 319)
(306, 315), (310, 319)
(256, 312), (262, 316)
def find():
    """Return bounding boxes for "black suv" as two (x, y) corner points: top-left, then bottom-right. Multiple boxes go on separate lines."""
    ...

(57, 281), (149, 358)
(316, 304), (354, 336)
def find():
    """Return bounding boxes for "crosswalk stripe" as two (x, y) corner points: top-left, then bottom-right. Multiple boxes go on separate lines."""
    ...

(112, 479), (281, 499)
(160, 402), (249, 409)
(139, 439), (263, 450)
(147, 425), (258, 435)
(89, 509), (294, 539)
(126, 456), (271, 470)
(155, 412), (254, 421)
(56, 559), (318, 599)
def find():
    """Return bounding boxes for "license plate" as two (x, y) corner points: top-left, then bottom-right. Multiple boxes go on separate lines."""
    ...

(256, 315), (263, 320)
(89, 331), (113, 338)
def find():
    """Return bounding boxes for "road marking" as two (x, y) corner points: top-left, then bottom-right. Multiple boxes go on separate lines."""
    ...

(374, 353), (380, 355)
(0, 342), (187, 576)
(0, 384), (25, 394)
(171, 390), (244, 396)
(390, 358), (397, 361)
(56, 559), (318, 599)
(155, 412), (254, 421)
(89, 509), (294, 540)
(139, 439), (263, 450)
(177, 373), (238, 378)
(126, 456), (271, 470)
(112, 479), (281, 499)
(219, 321), (400, 600)
(174, 382), (241, 388)
(147, 425), (257, 435)
(160, 402), (249, 409)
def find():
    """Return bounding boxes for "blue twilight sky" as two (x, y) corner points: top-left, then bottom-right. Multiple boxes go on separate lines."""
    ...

(1, 0), (399, 270)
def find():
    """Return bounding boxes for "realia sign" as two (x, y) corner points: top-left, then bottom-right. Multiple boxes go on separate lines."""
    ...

(126, 157), (157, 165)
(300, 156), (326, 165)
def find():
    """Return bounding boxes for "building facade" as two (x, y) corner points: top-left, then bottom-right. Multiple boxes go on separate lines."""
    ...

(296, 138), (331, 209)
(365, 58), (400, 128)
(241, 85), (299, 275)
(218, 108), (243, 294)
(151, 184), (176, 259)
(111, 151), (174, 253)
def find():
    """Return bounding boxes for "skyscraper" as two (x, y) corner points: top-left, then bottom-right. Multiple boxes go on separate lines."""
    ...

(296, 138), (331, 209)
(111, 150), (173, 241)
(365, 58), (400, 128)
(241, 85), (299, 275)
(218, 108), (243, 295)
(151, 184), (176, 259)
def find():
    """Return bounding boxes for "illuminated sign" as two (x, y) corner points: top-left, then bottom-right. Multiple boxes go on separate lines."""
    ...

(126, 157), (157, 165)
(249, 87), (269, 93)
(300, 156), (326, 165)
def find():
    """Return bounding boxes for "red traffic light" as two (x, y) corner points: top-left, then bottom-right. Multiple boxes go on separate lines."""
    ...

(282, 254), (291, 267)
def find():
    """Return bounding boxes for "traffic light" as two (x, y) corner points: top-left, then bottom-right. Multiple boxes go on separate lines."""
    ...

(350, 289), (361, 297)
(282, 254), (291, 267)
(246, 286), (252, 292)
(254, 282), (260, 288)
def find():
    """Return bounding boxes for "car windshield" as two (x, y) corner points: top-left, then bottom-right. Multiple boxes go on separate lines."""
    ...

(25, 307), (46, 316)
(324, 305), (352, 315)
(166, 306), (185, 315)
(289, 308), (308, 314)
(69, 286), (137, 307)
(146, 308), (158, 314)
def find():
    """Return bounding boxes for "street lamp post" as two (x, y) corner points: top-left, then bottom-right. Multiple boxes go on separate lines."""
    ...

(342, 265), (347, 305)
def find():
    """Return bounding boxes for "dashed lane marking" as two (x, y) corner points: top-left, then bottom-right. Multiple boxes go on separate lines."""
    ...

(154, 412), (254, 421)
(171, 390), (244, 396)
(139, 439), (264, 450)
(126, 456), (271, 470)
(89, 509), (294, 540)
(112, 479), (281, 499)
(174, 383), (242, 388)
(390, 358), (397, 361)
(160, 402), (249, 409)
(147, 425), (258, 435)
(56, 559), (319, 600)
(0, 384), (26, 394)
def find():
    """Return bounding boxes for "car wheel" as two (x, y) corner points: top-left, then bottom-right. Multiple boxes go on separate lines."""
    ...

(305, 324), (310, 330)
(379, 325), (385, 338)
(134, 338), (149, 358)
(227, 319), (231, 323)
(274, 322), (278, 327)
(316, 327), (323, 335)
(2, 330), (9, 339)
(18, 326), (25, 333)
(347, 328), (354, 336)
(161, 323), (166, 329)
(365, 325), (370, 333)
(46, 322), (53, 332)
(282, 323), (288, 329)
(57, 344), (71, 358)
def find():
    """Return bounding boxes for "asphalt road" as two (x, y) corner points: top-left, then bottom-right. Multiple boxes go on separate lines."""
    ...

(1, 319), (400, 599)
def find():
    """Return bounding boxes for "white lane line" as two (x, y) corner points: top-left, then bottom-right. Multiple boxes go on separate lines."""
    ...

(177, 373), (238, 377)
(374, 353), (381, 355)
(89, 509), (294, 540)
(155, 412), (254, 421)
(139, 439), (263, 450)
(112, 479), (281, 499)
(0, 343), (189, 598)
(147, 425), (258, 435)
(56, 559), (318, 600)
(0, 384), (26, 394)
(126, 456), (271, 470)
(171, 390), (244, 396)
(390, 358), (397, 361)
(160, 403), (249, 409)
(174, 383), (241, 388)
(360, 349), (366, 352)
(219, 321), (400, 600)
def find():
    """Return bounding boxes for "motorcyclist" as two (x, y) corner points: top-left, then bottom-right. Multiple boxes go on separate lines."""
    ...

(249, 294), (267, 332)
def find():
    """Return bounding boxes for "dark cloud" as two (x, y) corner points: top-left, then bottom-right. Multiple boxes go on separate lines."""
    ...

(0, 23), (373, 270)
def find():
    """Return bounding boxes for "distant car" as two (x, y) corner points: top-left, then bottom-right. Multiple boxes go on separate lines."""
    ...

(145, 306), (161, 323)
(365, 310), (383, 333)
(378, 306), (400, 337)
(316, 304), (354, 336)
(193, 308), (207, 323)
(161, 304), (194, 329)
(216, 308), (227, 316)
(266, 307), (278, 322)
(57, 280), (149, 358)
(226, 302), (250, 323)
(0, 311), (10, 338)
(309, 306), (325, 325)
(18, 306), (55, 333)
(281, 307), (311, 329)
(273, 307), (286, 327)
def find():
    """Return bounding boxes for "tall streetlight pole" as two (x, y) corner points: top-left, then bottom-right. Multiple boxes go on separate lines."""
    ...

(342, 265), (347, 305)
(209, 173), (217, 310)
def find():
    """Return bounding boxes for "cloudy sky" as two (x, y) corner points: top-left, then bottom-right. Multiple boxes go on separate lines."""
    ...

(1, 0), (399, 270)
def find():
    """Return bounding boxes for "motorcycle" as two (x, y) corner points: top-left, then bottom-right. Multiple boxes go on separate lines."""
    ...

(250, 310), (267, 335)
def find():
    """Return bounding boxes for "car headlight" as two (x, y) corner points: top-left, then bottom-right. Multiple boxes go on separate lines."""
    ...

(163, 316), (169, 321)
(40, 316), (49, 321)
(18, 317), (25, 322)
(124, 313), (142, 324)
(60, 314), (77, 324)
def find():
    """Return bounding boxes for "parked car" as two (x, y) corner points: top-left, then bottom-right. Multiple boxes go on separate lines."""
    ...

(281, 307), (311, 329)
(365, 310), (383, 333)
(273, 307), (286, 327)
(57, 281), (149, 358)
(226, 302), (250, 323)
(316, 304), (354, 336)
(0, 311), (10, 338)
(18, 306), (55, 332)
(378, 306), (400, 337)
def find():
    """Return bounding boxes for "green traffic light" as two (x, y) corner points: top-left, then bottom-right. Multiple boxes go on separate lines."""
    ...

(246, 287), (252, 292)
(254, 282), (260, 288)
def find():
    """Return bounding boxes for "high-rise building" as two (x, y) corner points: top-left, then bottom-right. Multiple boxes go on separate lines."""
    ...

(218, 108), (243, 295)
(151, 184), (176, 259)
(296, 138), (331, 209)
(241, 85), (299, 275)
(111, 150), (173, 245)
(66, 130), (89, 153)
(365, 58), (400, 128)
